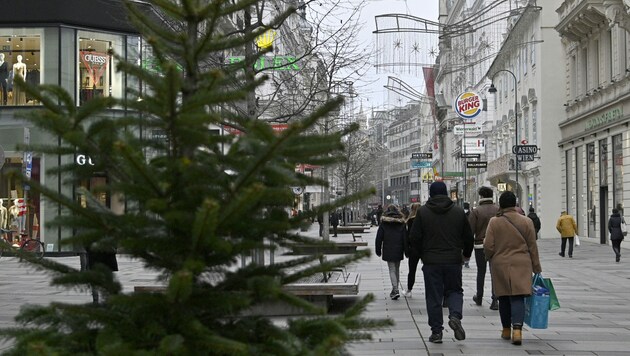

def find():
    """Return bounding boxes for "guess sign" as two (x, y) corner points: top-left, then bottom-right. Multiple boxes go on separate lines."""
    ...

(80, 51), (109, 86)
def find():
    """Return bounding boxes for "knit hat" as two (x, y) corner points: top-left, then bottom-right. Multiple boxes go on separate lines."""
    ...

(429, 181), (448, 197)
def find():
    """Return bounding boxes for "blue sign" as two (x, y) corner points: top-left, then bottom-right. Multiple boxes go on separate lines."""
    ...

(411, 161), (432, 169)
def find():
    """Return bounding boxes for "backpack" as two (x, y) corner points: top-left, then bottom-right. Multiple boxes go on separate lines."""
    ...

(528, 213), (541, 233)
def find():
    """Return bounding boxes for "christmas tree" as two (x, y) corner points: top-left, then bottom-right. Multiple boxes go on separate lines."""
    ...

(0, 0), (389, 354)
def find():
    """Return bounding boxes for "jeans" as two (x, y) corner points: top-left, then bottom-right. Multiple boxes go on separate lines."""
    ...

(407, 255), (420, 291)
(474, 248), (494, 299)
(422, 264), (464, 333)
(498, 295), (525, 328)
(560, 237), (574, 256)
(387, 261), (401, 292)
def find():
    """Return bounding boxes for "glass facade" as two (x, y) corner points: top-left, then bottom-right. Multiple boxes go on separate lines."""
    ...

(78, 31), (124, 105)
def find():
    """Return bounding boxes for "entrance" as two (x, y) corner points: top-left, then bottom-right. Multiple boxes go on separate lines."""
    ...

(599, 186), (608, 244)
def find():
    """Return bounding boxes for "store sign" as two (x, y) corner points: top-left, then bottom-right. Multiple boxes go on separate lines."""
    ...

(454, 91), (483, 121)
(453, 124), (482, 135)
(226, 56), (301, 71)
(222, 123), (289, 135)
(411, 161), (432, 168)
(462, 137), (486, 154)
(585, 106), (623, 131)
(76, 154), (95, 166)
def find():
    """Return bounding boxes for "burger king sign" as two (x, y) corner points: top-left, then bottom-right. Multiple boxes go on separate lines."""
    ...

(454, 91), (483, 121)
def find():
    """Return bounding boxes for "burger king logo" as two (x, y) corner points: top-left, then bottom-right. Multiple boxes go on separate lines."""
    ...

(454, 91), (483, 121)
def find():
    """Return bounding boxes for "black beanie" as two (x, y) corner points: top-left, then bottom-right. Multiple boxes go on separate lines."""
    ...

(429, 181), (448, 197)
(499, 191), (517, 209)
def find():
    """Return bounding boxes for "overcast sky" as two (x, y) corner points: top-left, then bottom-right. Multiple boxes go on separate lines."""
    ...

(355, 0), (439, 110)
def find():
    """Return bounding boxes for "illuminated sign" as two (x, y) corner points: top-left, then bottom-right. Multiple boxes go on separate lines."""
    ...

(255, 30), (276, 49)
(454, 91), (483, 121)
(227, 56), (300, 71)
(76, 154), (95, 166)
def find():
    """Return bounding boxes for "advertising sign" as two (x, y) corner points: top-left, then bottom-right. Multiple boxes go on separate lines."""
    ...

(454, 91), (484, 121)
(462, 137), (486, 154)
(453, 124), (482, 136)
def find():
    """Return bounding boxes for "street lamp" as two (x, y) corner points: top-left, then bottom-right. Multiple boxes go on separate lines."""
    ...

(488, 69), (519, 203)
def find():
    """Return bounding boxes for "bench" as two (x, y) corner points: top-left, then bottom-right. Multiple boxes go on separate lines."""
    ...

(289, 240), (367, 255)
(329, 226), (368, 234)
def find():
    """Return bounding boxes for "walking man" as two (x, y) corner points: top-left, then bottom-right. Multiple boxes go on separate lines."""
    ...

(556, 210), (577, 258)
(468, 186), (499, 310)
(330, 210), (340, 237)
(409, 181), (474, 343)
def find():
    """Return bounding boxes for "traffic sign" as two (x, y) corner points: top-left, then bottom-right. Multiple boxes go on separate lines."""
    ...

(512, 145), (538, 155)
(466, 161), (488, 169)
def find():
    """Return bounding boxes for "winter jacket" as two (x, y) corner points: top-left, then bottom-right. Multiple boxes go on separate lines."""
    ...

(527, 212), (541, 233)
(468, 198), (499, 246)
(404, 216), (417, 258)
(608, 213), (625, 241)
(409, 195), (474, 265)
(484, 207), (542, 297)
(556, 213), (577, 238)
(375, 211), (406, 262)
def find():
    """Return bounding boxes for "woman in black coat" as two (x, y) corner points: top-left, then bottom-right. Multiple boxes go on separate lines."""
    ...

(402, 203), (421, 297)
(608, 208), (625, 262)
(375, 205), (406, 300)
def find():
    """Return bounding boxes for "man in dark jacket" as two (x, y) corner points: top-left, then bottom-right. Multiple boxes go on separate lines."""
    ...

(409, 181), (474, 343)
(468, 186), (499, 310)
(527, 207), (541, 239)
(330, 211), (340, 237)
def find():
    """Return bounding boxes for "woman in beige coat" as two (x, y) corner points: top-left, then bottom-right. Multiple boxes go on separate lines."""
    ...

(484, 191), (542, 345)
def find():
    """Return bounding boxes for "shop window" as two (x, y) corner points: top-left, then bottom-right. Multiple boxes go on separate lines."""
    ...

(0, 30), (43, 106)
(78, 31), (123, 105)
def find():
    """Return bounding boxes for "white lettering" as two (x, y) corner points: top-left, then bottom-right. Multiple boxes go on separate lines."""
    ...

(76, 154), (95, 166)
(83, 54), (108, 65)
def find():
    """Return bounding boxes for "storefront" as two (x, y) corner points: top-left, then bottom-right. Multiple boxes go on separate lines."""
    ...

(0, 0), (154, 252)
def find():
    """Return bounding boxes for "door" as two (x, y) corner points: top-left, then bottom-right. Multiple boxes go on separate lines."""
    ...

(599, 186), (608, 244)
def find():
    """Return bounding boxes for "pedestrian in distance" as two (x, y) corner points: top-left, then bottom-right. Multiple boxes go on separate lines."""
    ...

(409, 181), (474, 343)
(556, 210), (577, 258)
(608, 208), (625, 262)
(330, 210), (340, 237)
(484, 191), (542, 345)
(463, 202), (471, 268)
(402, 202), (421, 298)
(468, 186), (500, 310)
(375, 204), (407, 300)
(317, 212), (324, 237)
(527, 207), (541, 239)
(376, 204), (384, 225)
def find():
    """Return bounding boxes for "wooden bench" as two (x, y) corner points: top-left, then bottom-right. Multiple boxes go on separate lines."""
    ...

(329, 226), (368, 234)
(289, 240), (367, 255)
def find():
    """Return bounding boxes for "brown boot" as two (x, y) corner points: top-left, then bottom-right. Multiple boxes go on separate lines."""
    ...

(501, 327), (511, 340)
(512, 325), (522, 345)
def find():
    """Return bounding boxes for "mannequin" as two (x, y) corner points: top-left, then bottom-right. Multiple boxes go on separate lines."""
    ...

(8, 199), (18, 230)
(0, 198), (7, 230)
(0, 54), (7, 105)
(12, 55), (26, 105)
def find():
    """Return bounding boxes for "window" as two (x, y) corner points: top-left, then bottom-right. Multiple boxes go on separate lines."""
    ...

(531, 104), (537, 145)
(530, 34), (536, 67)
(0, 29), (43, 106)
(78, 31), (124, 105)
(613, 134), (623, 208)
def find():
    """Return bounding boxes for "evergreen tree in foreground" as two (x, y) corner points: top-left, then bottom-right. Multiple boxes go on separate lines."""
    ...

(0, 0), (391, 354)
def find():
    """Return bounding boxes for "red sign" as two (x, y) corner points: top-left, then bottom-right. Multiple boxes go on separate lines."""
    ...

(222, 124), (289, 135)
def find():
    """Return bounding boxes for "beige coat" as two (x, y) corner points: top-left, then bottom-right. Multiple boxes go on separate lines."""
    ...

(484, 208), (542, 297)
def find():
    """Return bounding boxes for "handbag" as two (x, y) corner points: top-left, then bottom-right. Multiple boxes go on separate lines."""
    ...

(574, 234), (580, 246)
(524, 274), (550, 329)
(621, 218), (627, 236)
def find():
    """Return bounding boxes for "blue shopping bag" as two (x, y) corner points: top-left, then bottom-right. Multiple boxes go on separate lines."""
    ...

(524, 274), (550, 329)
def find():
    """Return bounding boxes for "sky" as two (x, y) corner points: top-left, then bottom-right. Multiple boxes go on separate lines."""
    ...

(354, 0), (439, 110)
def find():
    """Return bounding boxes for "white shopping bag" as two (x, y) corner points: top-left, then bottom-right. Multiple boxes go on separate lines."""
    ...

(574, 235), (580, 246)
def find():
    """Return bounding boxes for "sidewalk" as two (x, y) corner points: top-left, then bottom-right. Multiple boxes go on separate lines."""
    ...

(0, 225), (629, 355)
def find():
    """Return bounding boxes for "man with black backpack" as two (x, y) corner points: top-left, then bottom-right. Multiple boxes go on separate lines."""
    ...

(527, 207), (541, 239)
(527, 206), (540, 240)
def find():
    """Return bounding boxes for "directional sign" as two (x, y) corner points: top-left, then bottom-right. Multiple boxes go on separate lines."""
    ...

(460, 153), (481, 159)
(466, 161), (488, 169)
(453, 124), (483, 136)
(512, 145), (539, 155)
(517, 154), (535, 162)
(463, 138), (486, 154)
(411, 161), (432, 168)
(411, 152), (432, 159)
